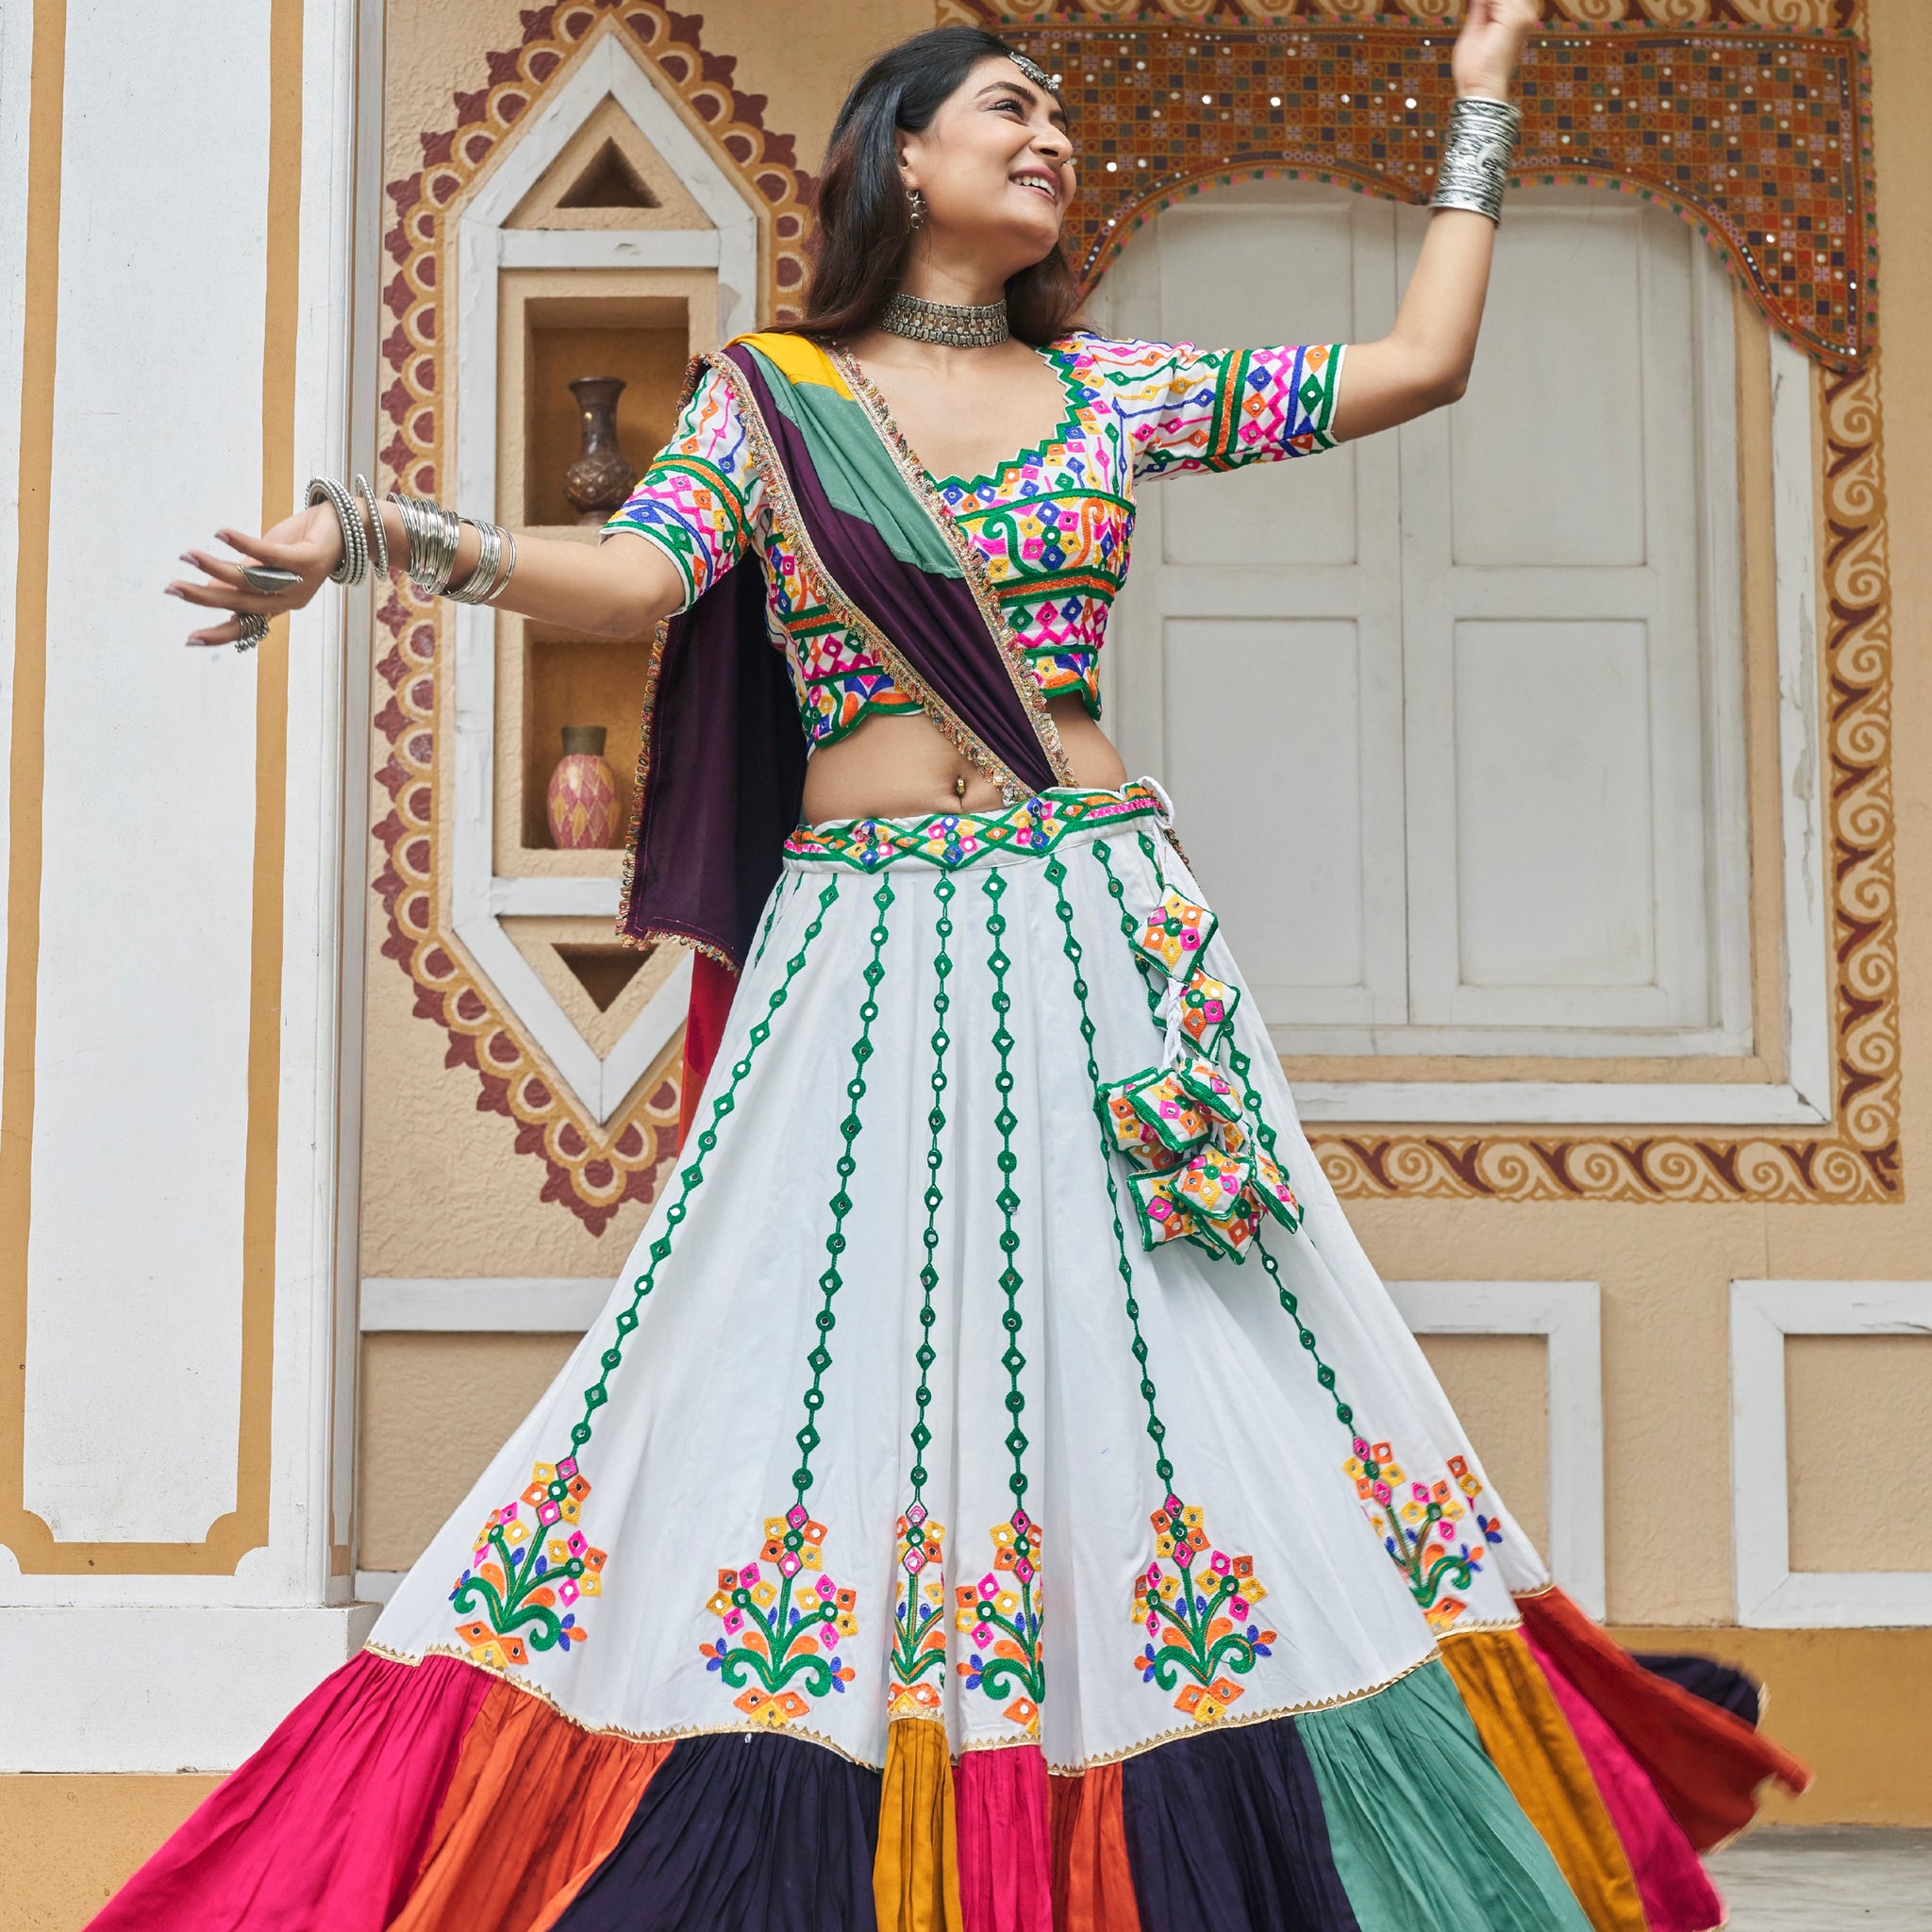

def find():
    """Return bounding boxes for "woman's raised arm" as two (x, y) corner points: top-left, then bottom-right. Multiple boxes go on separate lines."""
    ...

(168, 501), (684, 648)
(1328, 0), (1539, 444)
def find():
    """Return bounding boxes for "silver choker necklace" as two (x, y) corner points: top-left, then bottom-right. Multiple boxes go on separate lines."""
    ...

(879, 291), (1010, 349)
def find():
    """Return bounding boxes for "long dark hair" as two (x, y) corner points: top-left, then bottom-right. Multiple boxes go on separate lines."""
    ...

(790, 26), (1085, 347)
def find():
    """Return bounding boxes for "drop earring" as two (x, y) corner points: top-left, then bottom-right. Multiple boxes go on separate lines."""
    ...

(907, 187), (926, 229)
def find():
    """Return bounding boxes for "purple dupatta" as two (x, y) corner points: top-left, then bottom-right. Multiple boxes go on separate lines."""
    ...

(618, 339), (1072, 971)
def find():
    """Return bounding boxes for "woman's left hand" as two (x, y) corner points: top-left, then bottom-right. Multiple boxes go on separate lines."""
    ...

(1451, 0), (1540, 103)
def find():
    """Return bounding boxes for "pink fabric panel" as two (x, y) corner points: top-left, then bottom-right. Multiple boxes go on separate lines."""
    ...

(89, 1651), (491, 1932)
(1524, 1631), (1725, 1932)
(956, 1745), (1054, 1932)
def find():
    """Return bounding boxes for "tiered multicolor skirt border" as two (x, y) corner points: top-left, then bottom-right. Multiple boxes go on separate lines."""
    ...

(92, 784), (1806, 1932)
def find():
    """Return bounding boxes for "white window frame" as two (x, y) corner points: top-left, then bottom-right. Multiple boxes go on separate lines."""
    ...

(1389, 1280), (1607, 1618)
(1730, 1280), (1932, 1627)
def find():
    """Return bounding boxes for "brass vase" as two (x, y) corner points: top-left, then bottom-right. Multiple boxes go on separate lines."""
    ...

(546, 725), (622, 851)
(562, 376), (638, 525)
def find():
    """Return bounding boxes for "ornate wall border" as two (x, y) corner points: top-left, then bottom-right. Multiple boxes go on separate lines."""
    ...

(375, 2), (813, 1231)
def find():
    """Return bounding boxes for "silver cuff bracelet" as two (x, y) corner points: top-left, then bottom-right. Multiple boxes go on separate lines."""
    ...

(1430, 95), (1522, 225)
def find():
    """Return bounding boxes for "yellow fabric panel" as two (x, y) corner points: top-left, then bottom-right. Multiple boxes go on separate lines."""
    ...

(729, 330), (854, 398)
(1440, 1628), (1648, 1932)
(874, 1717), (965, 1932)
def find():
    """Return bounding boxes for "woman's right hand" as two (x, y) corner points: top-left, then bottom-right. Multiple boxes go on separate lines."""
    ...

(167, 502), (345, 647)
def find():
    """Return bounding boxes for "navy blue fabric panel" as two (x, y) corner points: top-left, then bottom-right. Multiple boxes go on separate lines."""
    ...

(551, 1730), (882, 1932)
(1120, 1713), (1363, 1932)
(1632, 1651), (1762, 1728)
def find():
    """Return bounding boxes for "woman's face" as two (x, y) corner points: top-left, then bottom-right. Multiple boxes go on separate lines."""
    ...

(897, 56), (1075, 274)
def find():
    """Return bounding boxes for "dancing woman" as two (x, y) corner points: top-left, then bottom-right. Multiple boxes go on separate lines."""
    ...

(131, 9), (1804, 1930)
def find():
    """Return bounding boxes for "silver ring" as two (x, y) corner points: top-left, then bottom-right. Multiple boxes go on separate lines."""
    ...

(234, 610), (269, 653)
(242, 563), (302, 595)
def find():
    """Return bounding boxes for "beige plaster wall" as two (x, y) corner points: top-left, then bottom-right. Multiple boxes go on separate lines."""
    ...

(1786, 1334), (1932, 1573)
(358, 1332), (578, 1568)
(1419, 1333), (1550, 1557)
(383, 0), (930, 193)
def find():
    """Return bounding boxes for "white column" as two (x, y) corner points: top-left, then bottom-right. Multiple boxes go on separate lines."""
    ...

(0, 0), (383, 1773)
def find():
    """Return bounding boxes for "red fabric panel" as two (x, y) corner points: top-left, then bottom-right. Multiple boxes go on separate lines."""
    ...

(88, 1651), (491, 1932)
(1048, 1764), (1141, 1932)
(956, 1746), (1053, 1932)
(1524, 1631), (1725, 1932)
(1514, 1588), (1809, 1851)
(675, 950), (738, 1154)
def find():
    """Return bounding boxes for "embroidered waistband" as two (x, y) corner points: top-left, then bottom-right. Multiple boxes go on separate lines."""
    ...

(782, 781), (1169, 873)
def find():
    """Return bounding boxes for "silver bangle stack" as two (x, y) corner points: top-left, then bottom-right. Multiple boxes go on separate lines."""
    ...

(447, 520), (518, 606)
(1430, 94), (1521, 225)
(304, 475), (518, 606)
(307, 476), (369, 586)
(388, 491), (462, 595)
(386, 491), (518, 605)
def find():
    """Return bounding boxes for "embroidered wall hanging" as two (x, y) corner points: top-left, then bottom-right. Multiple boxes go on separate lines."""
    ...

(942, 0), (1875, 368)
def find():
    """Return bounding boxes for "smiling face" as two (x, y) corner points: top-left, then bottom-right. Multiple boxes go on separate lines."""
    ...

(896, 55), (1076, 282)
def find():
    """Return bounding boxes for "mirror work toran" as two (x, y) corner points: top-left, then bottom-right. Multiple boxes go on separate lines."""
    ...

(945, 0), (1875, 368)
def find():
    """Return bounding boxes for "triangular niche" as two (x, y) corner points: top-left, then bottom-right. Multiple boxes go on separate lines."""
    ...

(507, 93), (712, 232)
(558, 141), (658, 211)
(502, 920), (679, 1061)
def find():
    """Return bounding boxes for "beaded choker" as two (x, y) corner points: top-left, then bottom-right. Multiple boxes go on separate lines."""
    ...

(878, 291), (1010, 349)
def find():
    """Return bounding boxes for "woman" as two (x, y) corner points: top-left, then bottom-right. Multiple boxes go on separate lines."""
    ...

(133, 11), (1804, 1932)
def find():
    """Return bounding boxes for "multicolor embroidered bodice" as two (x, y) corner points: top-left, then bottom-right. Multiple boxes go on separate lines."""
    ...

(606, 334), (1344, 748)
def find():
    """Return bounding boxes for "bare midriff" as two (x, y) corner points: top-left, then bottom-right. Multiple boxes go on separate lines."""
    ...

(799, 695), (1127, 825)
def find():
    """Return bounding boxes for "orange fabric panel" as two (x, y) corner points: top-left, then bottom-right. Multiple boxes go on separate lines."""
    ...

(873, 1719), (964, 1932)
(389, 1681), (668, 1932)
(1441, 1629), (1647, 1932)
(1516, 1587), (1809, 1852)
(1048, 1762), (1141, 1932)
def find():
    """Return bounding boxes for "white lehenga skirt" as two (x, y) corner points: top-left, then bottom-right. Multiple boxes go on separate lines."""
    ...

(368, 779), (1547, 1772)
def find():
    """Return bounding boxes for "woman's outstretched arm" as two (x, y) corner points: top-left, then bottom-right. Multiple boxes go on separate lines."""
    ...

(168, 501), (682, 648)
(1328, 0), (1539, 444)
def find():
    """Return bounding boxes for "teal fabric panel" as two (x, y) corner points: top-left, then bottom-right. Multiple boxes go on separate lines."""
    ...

(743, 345), (961, 577)
(1298, 1659), (1594, 1932)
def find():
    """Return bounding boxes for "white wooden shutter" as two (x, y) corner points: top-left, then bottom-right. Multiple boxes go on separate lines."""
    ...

(1096, 184), (1749, 1062)
(1097, 181), (1409, 1034)
(1394, 193), (1747, 1054)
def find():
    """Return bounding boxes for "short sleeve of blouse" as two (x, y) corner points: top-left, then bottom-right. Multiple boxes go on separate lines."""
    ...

(1083, 336), (1346, 482)
(601, 360), (758, 610)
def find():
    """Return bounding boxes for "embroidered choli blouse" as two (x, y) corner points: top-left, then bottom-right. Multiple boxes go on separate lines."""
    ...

(605, 335), (1345, 749)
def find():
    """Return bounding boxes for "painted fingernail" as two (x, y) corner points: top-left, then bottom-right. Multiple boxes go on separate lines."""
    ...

(164, 586), (183, 598)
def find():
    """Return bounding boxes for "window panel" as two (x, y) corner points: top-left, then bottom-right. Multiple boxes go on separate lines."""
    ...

(1163, 617), (1372, 1020)
(1448, 207), (1650, 570)
(1451, 618), (1657, 994)
(1152, 198), (1361, 569)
